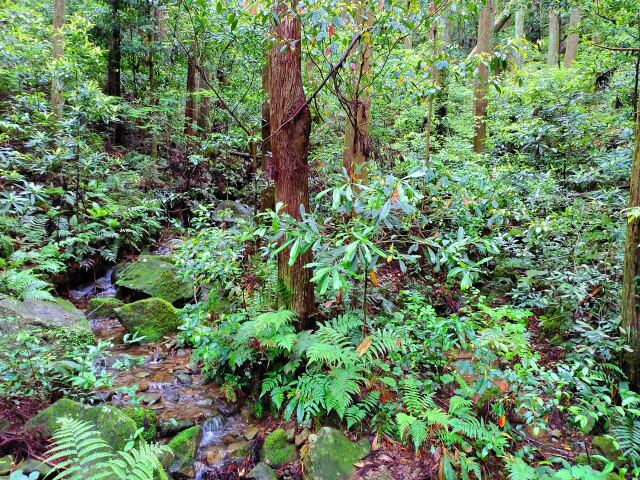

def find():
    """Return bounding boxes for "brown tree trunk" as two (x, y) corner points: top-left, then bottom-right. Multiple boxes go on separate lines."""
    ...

(622, 103), (640, 390)
(51, 0), (65, 120)
(343, 1), (373, 182)
(564, 7), (580, 67)
(514, 3), (526, 66)
(184, 51), (199, 136)
(547, 9), (560, 67)
(434, 15), (450, 139)
(269, 1), (315, 326)
(106, 0), (123, 143)
(197, 68), (211, 134)
(425, 1), (439, 165)
(472, 0), (495, 153)
(466, 1), (511, 60)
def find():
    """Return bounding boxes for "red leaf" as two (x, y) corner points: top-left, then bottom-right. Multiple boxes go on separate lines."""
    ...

(329, 24), (335, 38)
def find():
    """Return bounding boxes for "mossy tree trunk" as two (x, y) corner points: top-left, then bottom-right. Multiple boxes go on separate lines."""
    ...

(184, 49), (199, 136)
(547, 9), (560, 67)
(269, 1), (315, 327)
(472, 0), (495, 153)
(564, 7), (580, 67)
(51, 0), (65, 120)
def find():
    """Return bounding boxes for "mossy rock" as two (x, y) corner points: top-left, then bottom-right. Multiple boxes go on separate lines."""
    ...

(26, 399), (137, 452)
(163, 425), (202, 473)
(249, 462), (277, 480)
(0, 234), (13, 259)
(115, 255), (193, 305)
(114, 297), (181, 343)
(123, 407), (157, 441)
(0, 295), (91, 335)
(261, 428), (299, 468)
(592, 435), (624, 465)
(88, 297), (124, 319)
(302, 427), (370, 480)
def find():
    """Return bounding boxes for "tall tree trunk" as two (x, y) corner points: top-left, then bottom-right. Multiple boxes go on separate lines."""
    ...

(564, 7), (580, 67)
(343, 1), (373, 182)
(472, 0), (495, 153)
(466, 1), (511, 60)
(51, 0), (65, 120)
(197, 68), (211, 134)
(184, 51), (199, 136)
(403, 0), (412, 48)
(269, 1), (315, 326)
(622, 102), (640, 390)
(547, 9), (559, 67)
(425, 1), (439, 165)
(149, 3), (158, 158)
(434, 15), (450, 139)
(106, 0), (123, 143)
(514, 3), (526, 66)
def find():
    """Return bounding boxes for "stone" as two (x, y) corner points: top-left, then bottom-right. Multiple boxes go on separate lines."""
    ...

(227, 440), (250, 459)
(13, 458), (51, 477)
(87, 297), (124, 319)
(26, 399), (136, 452)
(114, 297), (181, 343)
(261, 428), (299, 467)
(158, 418), (195, 437)
(175, 371), (193, 386)
(0, 295), (91, 335)
(286, 427), (296, 443)
(123, 407), (157, 441)
(244, 426), (260, 441)
(295, 428), (311, 446)
(592, 435), (623, 464)
(164, 426), (202, 473)
(249, 462), (277, 480)
(302, 427), (370, 480)
(115, 255), (193, 305)
(213, 200), (252, 223)
(142, 392), (162, 405)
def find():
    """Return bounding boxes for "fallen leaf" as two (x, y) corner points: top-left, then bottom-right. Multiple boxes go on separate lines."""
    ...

(369, 270), (378, 287)
(356, 336), (373, 358)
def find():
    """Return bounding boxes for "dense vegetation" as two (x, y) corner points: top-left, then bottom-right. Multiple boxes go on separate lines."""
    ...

(1, 0), (640, 479)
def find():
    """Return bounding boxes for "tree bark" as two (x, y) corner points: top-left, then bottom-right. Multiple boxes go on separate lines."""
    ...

(343, 1), (373, 182)
(564, 7), (580, 67)
(472, 0), (494, 153)
(184, 50), (199, 136)
(51, 0), (65, 120)
(425, 1), (439, 165)
(269, 1), (315, 326)
(106, 0), (121, 97)
(622, 103), (640, 390)
(547, 9), (560, 67)
(466, 1), (511, 60)
(197, 68), (211, 134)
(514, 3), (526, 66)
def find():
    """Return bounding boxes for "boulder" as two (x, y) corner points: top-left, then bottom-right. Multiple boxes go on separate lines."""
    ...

(213, 200), (252, 223)
(26, 399), (137, 452)
(249, 462), (277, 480)
(302, 427), (370, 480)
(0, 295), (91, 334)
(0, 234), (13, 259)
(114, 297), (181, 342)
(592, 435), (623, 465)
(261, 428), (299, 467)
(87, 297), (124, 319)
(123, 407), (157, 442)
(115, 255), (193, 305)
(163, 425), (202, 473)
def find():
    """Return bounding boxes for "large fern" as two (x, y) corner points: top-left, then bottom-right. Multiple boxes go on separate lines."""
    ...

(46, 417), (168, 480)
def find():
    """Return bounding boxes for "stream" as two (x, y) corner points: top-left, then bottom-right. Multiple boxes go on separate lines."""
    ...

(70, 266), (258, 479)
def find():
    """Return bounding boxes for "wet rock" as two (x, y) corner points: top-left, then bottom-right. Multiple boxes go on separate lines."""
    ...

(159, 418), (195, 437)
(213, 200), (252, 223)
(115, 255), (193, 305)
(175, 372), (193, 386)
(286, 428), (296, 443)
(87, 297), (124, 319)
(301, 427), (370, 480)
(142, 392), (162, 405)
(114, 297), (181, 343)
(176, 349), (188, 357)
(13, 458), (51, 477)
(0, 295), (91, 335)
(249, 462), (277, 480)
(91, 389), (114, 403)
(216, 400), (240, 416)
(244, 426), (260, 441)
(164, 426), (202, 473)
(295, 428), (311, 446)
(26, 399), (136, 452)
(261, 428), (299, 467)
(195, 399), (213, 408)
(123, 407), (157, 441)
(227, 440), (250, 459)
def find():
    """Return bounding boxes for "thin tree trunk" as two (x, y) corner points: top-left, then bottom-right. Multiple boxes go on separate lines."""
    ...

(269, 1), (315, 326)
(466, 1), (511, 60)
(425, 1), (439, 165)
(472, 0), (495, 153)
(564, 7), (580, 67)
(106, 0), (123, 143)
(184, 50), (199, 136)
(404, 0), (412, 48)
(51, 0), (65, 120)
(197, 68), (211, 134)
(149, 4), (158, 158)
(621, 103), (640, 390)
(343, 1), (373, 182)
(514, 4), (526, 66)
(434, 15), (450, 139)
(547, 9), (560, 67)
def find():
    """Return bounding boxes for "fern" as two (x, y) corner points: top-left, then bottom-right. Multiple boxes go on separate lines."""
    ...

(46, 417), (168, 480)
(345, 391), (381, 429)
(504, 457), (540, 480)
(611, 420), (640, 465)
(0, 268), (54, 300)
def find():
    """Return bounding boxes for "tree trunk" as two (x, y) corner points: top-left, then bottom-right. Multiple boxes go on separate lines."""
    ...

(403, 0), (412, 48)
(434, 16), (450, 139)
(106, 0), (121, 97)
(622, 103), (640, 390)
(269, 1), (315, 326)
(472, 0), (494, 153)
(466, 1), (511, 60)
(184, 52), (199, 136)
(197, 68), (211, 134)
(514, 4), (526, 66)
(51, 0), (65, 120)
(343, 1), (373, 182)
(547, 9), (560, 67)
(425, 1), (439, 165)
(564, 7), (580, 67)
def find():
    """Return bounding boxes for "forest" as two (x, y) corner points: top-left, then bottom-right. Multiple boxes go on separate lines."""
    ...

(1, 0), (640, 478)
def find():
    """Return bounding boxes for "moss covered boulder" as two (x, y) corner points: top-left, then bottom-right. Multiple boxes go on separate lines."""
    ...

(123, 407), (157, 442)
(261, 428), (299, 467)
(163, 425), (202, 473)
(26, 399), (136, 452)
(302, 427), (370, 480)
(592, 435), (624, 465)
(115, 255), (193, 305)
(88, 297), (124, 319)
(114, 297), (180, 342)
(249, 462), (277, 480)
(0, 295), (90, 334)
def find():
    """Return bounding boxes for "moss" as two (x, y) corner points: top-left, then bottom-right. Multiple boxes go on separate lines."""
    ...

(115, 255), (192, 305)
(114, 297), (181, 342)
(88, 297), (124, 318)
(302, 427), (370, 480)
(164, 425), (202, 472)
(0, 234), (13, 259)
(261, 428), (298, 467)
(123, 407), (157, 441)
(37, 325), (95, 353)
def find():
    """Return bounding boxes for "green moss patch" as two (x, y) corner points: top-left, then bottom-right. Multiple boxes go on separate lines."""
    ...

(114, 297), (181, 342)
(88, 297), (124, 319)
(123, 407), (157, 441)
(164, 425), (202, 473)
(261, 428), (298, 467)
